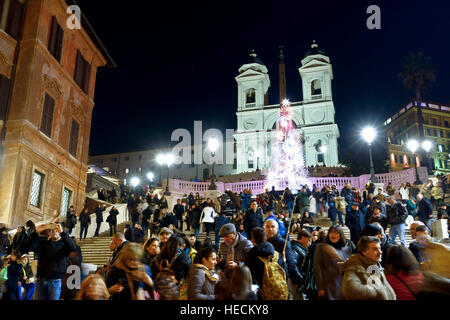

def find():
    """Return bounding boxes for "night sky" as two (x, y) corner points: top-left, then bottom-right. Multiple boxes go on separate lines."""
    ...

(79, 0), (450, 166)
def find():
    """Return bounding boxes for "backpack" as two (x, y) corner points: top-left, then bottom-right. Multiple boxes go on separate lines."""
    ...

(154, 252), (181, 300)
(257, 251), (288, 300)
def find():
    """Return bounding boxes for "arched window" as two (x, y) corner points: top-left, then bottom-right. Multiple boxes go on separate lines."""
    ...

(311, 80), (322, 96)
(246, 88), (256, 104)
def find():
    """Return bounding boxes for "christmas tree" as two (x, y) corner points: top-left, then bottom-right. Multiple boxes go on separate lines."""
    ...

(266, 99), (310, 191)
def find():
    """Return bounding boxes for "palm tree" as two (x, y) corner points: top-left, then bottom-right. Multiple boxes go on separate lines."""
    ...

(399, 52), (436, 172)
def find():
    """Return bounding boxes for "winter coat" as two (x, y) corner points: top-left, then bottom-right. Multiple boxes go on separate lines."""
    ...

(141, 208), (152, 226)
(386, 202), (407, 226)
(214, 216), (230, 234)
(131, 228), (145, 243)
(385, 271), (424, 300)
(243, 208), (263, 239)
(341, 187), (354, 205)
(267, 233), (296, 281)
(431, 186), (444, 200)
(290, 240), (308, 285)
(218, 233), (253, 271)
(95, 206), (106, 223)
(5, 260), (24, 291)
(187, 264), (218, 300)
(399, 187), (409, 200)
(386, 185), (395, 196)
(160, 213), (177, 229)
(21, 231), (77, 279)
(105, 263), (146, 300)
(405, 200), (418, 217)
(107, 208), (120, 225)
(79, 211), (91, 226)
(309, 196), (317, 214)
(66, 212), (77, 229)
(339, 253), (396, 300)
(417, 198), (433, 221)
(335, 196), (346, 213)
(200, 207), (216, 224)
(313, 242), (354, 300)
(190, 207), (202, 229)
(345, 209), (363, 243)
(366, 212), (388, 231)
(247, 242), (287, 289)
(173, 204), (185, 220)
(0, 230), (11, 255)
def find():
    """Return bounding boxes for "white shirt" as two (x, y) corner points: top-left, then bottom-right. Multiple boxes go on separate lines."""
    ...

(200, 207), (216, 223)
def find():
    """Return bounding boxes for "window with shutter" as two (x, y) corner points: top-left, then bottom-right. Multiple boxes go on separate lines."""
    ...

(69, 119), (79, 157)
(40, 94), (55, 137)
(74, 50), (91, 94)
(48, 16), (64, 62)
(5, 0), (23, 40)
(0, 74), (11, 121)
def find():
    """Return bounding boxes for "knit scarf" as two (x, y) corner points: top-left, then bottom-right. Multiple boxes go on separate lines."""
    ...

(193, 264), (219, 282)
(226, 233), (240, 264)
(114, 260), (146, 300)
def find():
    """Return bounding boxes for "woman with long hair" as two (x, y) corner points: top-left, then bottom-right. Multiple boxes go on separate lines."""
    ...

(384, 245), (424, 300)
(105, 242), (153, 300)
(142, 237), (161, 279)
(75, 274), (110, 300)
(157, 233), (191, 283)
(313, 225), (355, 300)
(187, 247), (219, 300)
(225, 265), (257, 300)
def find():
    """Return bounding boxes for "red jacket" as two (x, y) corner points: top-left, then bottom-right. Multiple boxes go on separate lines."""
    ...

(385, 271), (424, 300)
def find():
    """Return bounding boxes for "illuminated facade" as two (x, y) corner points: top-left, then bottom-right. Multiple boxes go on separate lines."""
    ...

(384, 101), (450, 174)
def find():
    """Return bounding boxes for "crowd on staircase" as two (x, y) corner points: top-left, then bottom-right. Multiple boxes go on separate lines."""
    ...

(0, 175), (449, 301)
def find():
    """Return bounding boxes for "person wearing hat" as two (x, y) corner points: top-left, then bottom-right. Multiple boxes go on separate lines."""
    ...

(345, 202), (365, 245)
(158, 227), (173, 248)
(217, 223), (253, 277)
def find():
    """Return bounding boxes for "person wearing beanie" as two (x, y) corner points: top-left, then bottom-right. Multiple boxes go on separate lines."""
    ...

(217, 223), (253, 277)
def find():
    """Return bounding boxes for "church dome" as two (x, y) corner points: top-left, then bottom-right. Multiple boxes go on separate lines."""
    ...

(304, 40), (326, 58)
(243, 50), (265, 65)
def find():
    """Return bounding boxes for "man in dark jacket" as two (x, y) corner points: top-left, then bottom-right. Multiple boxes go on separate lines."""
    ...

(366, 204), (388, 231)
(173, 199), (185, 230)
(341, 183), (355, 213)
(416, 194), (434, 232)
(264, 219), (297, 299)
(131, 223), (145, 243)
(141, 205), (152, 237)
(127, 194), (136, 221)
(94, 204), (107, 237)
(214, 211), (230, 247)
(243, 200), (263, 240)
(386, 196), (408, 245)
(247, 227), (286, 299)
(290, 229), (312, 300)
(345, 202), (364, 244)
(190, 202), (202, 237)
(159, 207), (178, 230)
(21, 223), (77, 300)
(0, 227), (11, 267)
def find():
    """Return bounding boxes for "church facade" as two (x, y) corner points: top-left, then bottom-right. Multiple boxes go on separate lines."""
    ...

(234, 43), (340, 173)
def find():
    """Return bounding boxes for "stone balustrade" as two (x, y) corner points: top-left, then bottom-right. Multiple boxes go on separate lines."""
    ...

(168, 167), (430, 196)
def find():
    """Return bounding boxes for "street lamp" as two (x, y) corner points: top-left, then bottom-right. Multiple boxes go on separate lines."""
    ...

(361, 126), (378, 183)
(208, 137), (219, 190)
(146, 172), (154, 181)
(156, 154), (165, 186)
(156, 153), (174, 195)
(130, 177), (140, 188)
(422, 140), (433, 173)
(407, 139), (422, 185)
(255, 149), (262, 171)
(319, 145), (327, 167)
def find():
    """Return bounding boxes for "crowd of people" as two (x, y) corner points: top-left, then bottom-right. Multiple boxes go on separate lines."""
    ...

(0, 175), (449, 300)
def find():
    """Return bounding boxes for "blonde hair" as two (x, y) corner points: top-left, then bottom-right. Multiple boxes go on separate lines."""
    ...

(116, 242), (143, 265)
(75, 274), (110, 300)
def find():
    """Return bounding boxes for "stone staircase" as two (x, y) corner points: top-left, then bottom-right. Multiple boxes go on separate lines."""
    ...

(73, 215), (415, 268)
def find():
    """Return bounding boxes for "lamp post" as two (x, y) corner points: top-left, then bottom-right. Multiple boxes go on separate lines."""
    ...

(361, 126), (378, 183)
(407, 139), (422, 185)
(156, 153), (174, 195)
(319, 145), (327, 167)
(422, 140), (433, 174)
(208, 137), (219, 190)
(255, 149), (262, 171)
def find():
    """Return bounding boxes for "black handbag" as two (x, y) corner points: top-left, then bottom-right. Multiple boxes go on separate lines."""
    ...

(299, 248), (317, 299)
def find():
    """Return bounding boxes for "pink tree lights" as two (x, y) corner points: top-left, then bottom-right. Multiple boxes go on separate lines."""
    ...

(266, 99), (310, 191)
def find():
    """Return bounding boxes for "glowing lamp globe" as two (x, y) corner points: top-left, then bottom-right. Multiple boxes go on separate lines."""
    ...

(156, 154), (165, 166)
(407, 139), (419, 153)
(130, 177), (140, 187)
(165, 153), (175, 167)
(147, 172), (154, 180)
(422, 140), (432, 152)
(208, 137), (219, 153)
(361, 127), (377, 144)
